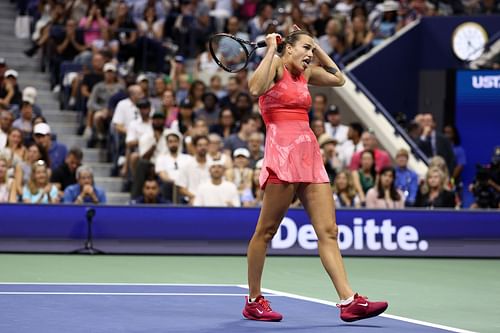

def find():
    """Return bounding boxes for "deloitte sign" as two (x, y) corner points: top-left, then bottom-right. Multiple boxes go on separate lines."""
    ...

(271, 217), (429, 253)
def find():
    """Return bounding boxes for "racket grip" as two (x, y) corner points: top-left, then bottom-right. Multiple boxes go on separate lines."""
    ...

(257, 36), (283, 48)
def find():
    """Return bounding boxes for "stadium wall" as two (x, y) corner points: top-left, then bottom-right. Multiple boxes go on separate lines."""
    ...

(0, 204), (499, 257)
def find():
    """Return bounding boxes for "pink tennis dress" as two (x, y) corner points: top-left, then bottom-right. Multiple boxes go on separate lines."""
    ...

(258, 66), (329, 189)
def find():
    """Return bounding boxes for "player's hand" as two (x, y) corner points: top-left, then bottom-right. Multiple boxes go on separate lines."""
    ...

(265, 33), (281, 50)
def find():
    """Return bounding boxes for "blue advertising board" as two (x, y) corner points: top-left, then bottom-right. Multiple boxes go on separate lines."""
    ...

(455, 70), (500, 206)
(0, 204), (499, 257)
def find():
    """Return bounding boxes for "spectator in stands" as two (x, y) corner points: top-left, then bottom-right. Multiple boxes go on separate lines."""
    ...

(209, 75), (227, 100)
(318, 134), (342, 184)
(13, 142), (49, 199)
(19, 87), (42, 119)
(318, 18), (342, 56)
(109, 1), (137, 63)
(50, 19), (86, 89)
(219, 76), (241, 109)
(416, 113), (455, 174)
(206, 132), (232, 171)
(79, 3), (109, 49)
(150, 76), (168, 112)
(0, 110), (14, 148)
(196, 92), (220, 128)
(349, 131), (391, 173)
(189, 3), (216, 58)
(324, 106), (349, 145)
(333, 170), (361, 208)
(310, 93), (328, 121)
(187, 80), (207, 113)
(86, 62), (124, 146)
(155, 130), (192, 200)
(372, 0), (401, 46)
(248, 3), (274, 41)
(231, 92), (253, 123)
(80, 53), (105, 131)
(12, 97), (35, 141)
(428, 155), (452, 191)
(339, 122), (364, 168)
(311, 118), (326, 139)
(138, 110), (167, 164)
(33, 123), (67, 171)
(313, 2), (333, 37)
(415, 166), (455, 208)
(177, 135), (211, 205)
(241, 159), (264, 207)
(346, 15), (374, 52)
(209, 108), (237, 139)
(64, 165), (106, 204)
(0, 69), (22, 109)
(352, 150), (378, 205)
(0, 57), (6, 88)
(131, 178), (169, 204)
(137, 5), (164, 41)
(223, 114), (257, 155)
(443, 124), (466, 192)
(394, 148), (419, 207)
(22, 160), (59, 204)
(51, 147), (83, 193)
(124, 98), (153, 177)
(366, 166), (405, 209)
(194, 159), (240, 207)
(0, 156), (16, 202)
(247, 132), (264, 169)
(171, 97), (196, 136)
(5, 128), (26, 162)
(159, 90), (179, 128)
(227, 147), (253, 199)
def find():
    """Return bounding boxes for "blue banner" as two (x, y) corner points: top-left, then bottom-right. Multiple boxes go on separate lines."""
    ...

(0, 204), (499, 257)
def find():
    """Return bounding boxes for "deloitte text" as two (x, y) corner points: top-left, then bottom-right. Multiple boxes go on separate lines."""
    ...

(471, 75), (500, 89)
(271, 217), (429, 252)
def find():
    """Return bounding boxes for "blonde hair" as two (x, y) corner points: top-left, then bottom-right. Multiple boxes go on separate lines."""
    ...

(333, 170), (357, 200)
(428, 156), (451, 189)
(28, 161), (49, 195)
(421, 166), (446, 194)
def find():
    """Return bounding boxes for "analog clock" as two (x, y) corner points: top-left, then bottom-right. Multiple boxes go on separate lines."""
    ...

(452, 22), (488, 61)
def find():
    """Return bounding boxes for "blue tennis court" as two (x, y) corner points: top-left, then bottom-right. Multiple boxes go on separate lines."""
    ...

(0, 283), (473, 333)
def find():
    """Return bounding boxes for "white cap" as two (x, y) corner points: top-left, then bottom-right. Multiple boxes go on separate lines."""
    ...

(22, 95), (35, 105)
(136, 73), (148, 83)
(33, 123), (51, 135)
(4, 69), (18, 78)
(255, 159), (264, 169)
(23, 86), (37, 99)
(208, 159), (226, 168)
(103, 62), (117, 72)
(382, 0), (399, 12)
(233, 147), (250, 158)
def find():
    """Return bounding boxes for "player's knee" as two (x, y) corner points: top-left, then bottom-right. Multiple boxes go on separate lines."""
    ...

(318, 223), (338, 241)
(256, 224), (280, 243)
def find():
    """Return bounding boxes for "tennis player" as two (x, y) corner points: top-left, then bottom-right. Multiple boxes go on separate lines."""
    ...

(243, 27), (388, 322)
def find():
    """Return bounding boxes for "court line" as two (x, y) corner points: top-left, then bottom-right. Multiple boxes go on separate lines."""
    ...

(0, 282), (237, 287)
(0, 292), (282, 297)
(236, 285), (477, 333)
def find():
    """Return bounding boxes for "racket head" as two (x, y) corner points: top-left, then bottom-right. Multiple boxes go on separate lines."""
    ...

(209, 33), (251, 73)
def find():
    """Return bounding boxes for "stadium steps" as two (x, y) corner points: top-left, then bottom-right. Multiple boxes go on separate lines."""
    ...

(1, 1), (129, 205)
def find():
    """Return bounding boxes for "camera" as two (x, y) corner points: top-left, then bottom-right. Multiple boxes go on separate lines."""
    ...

(472, 147), (500, 208)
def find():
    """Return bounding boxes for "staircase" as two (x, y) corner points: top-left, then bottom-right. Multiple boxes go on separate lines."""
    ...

(1, 1), (129, 204)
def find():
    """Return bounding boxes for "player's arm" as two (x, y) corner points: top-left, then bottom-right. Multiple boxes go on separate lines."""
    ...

(248, 33), (282, 98)
(306, 42), (345, 87)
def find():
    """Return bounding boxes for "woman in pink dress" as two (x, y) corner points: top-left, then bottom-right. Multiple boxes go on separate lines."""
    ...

(243, 28), (388, 322)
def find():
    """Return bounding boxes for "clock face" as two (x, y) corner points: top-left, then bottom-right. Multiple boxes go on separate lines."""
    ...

(452, 22), (488, 61)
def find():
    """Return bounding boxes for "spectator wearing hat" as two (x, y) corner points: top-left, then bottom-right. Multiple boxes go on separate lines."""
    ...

(0, 69), (22, 109)
(12, 96), (35, 140)
(324, 106), (349, 145)
(63, 165), (106, 204)
(194, 159), (240, 207)
(171, 97), (196, 136)
(154, 130), (192, 202)
(227, 147), (253, 199)
(0, 110), (14, 149)
(196, 92), (220, 128)
(394, 148), (419, 207)
(15, 87), (43, 119)
(177, 135), (211, 205)
(33, 123), (68, 171)
(86, 62), (124, 145)
(318, 133), (342, 184)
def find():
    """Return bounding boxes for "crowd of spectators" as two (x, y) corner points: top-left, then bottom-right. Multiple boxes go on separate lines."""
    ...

(1, 0), (499, 209)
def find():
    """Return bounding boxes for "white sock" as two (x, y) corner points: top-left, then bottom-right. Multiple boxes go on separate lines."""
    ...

(339, 294), (355, 305)
(248, 297), (256, 303)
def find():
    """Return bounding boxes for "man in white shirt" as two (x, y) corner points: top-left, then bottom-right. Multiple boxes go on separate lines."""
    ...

(324, 106), (349, 145)
(177, 135), (211, 205)
(0, 110), (14, 148)
(194, 159), (240, 207)
(123, 98), (152, 177)
(111, 84), (143, 135)
(155, 130), (192, 185)
(338, 122), (364, 168)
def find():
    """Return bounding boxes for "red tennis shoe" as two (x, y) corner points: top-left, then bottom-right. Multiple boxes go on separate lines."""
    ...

(243, 295), (283, 321)
(339, 293), (388, 322)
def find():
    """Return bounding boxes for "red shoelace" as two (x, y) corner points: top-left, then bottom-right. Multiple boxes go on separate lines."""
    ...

(257, 297), (273, 312)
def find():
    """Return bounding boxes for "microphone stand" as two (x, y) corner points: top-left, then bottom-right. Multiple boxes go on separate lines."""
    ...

(73, 207), (104, 254)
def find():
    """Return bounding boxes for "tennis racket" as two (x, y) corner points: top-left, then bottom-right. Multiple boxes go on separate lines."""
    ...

(209, 33), (282, 73)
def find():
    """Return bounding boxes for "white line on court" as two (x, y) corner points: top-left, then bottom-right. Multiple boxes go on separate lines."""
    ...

(0, 292), (282, 297)
(0, 282), (238, 287)
(236, 285), (477, 333)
